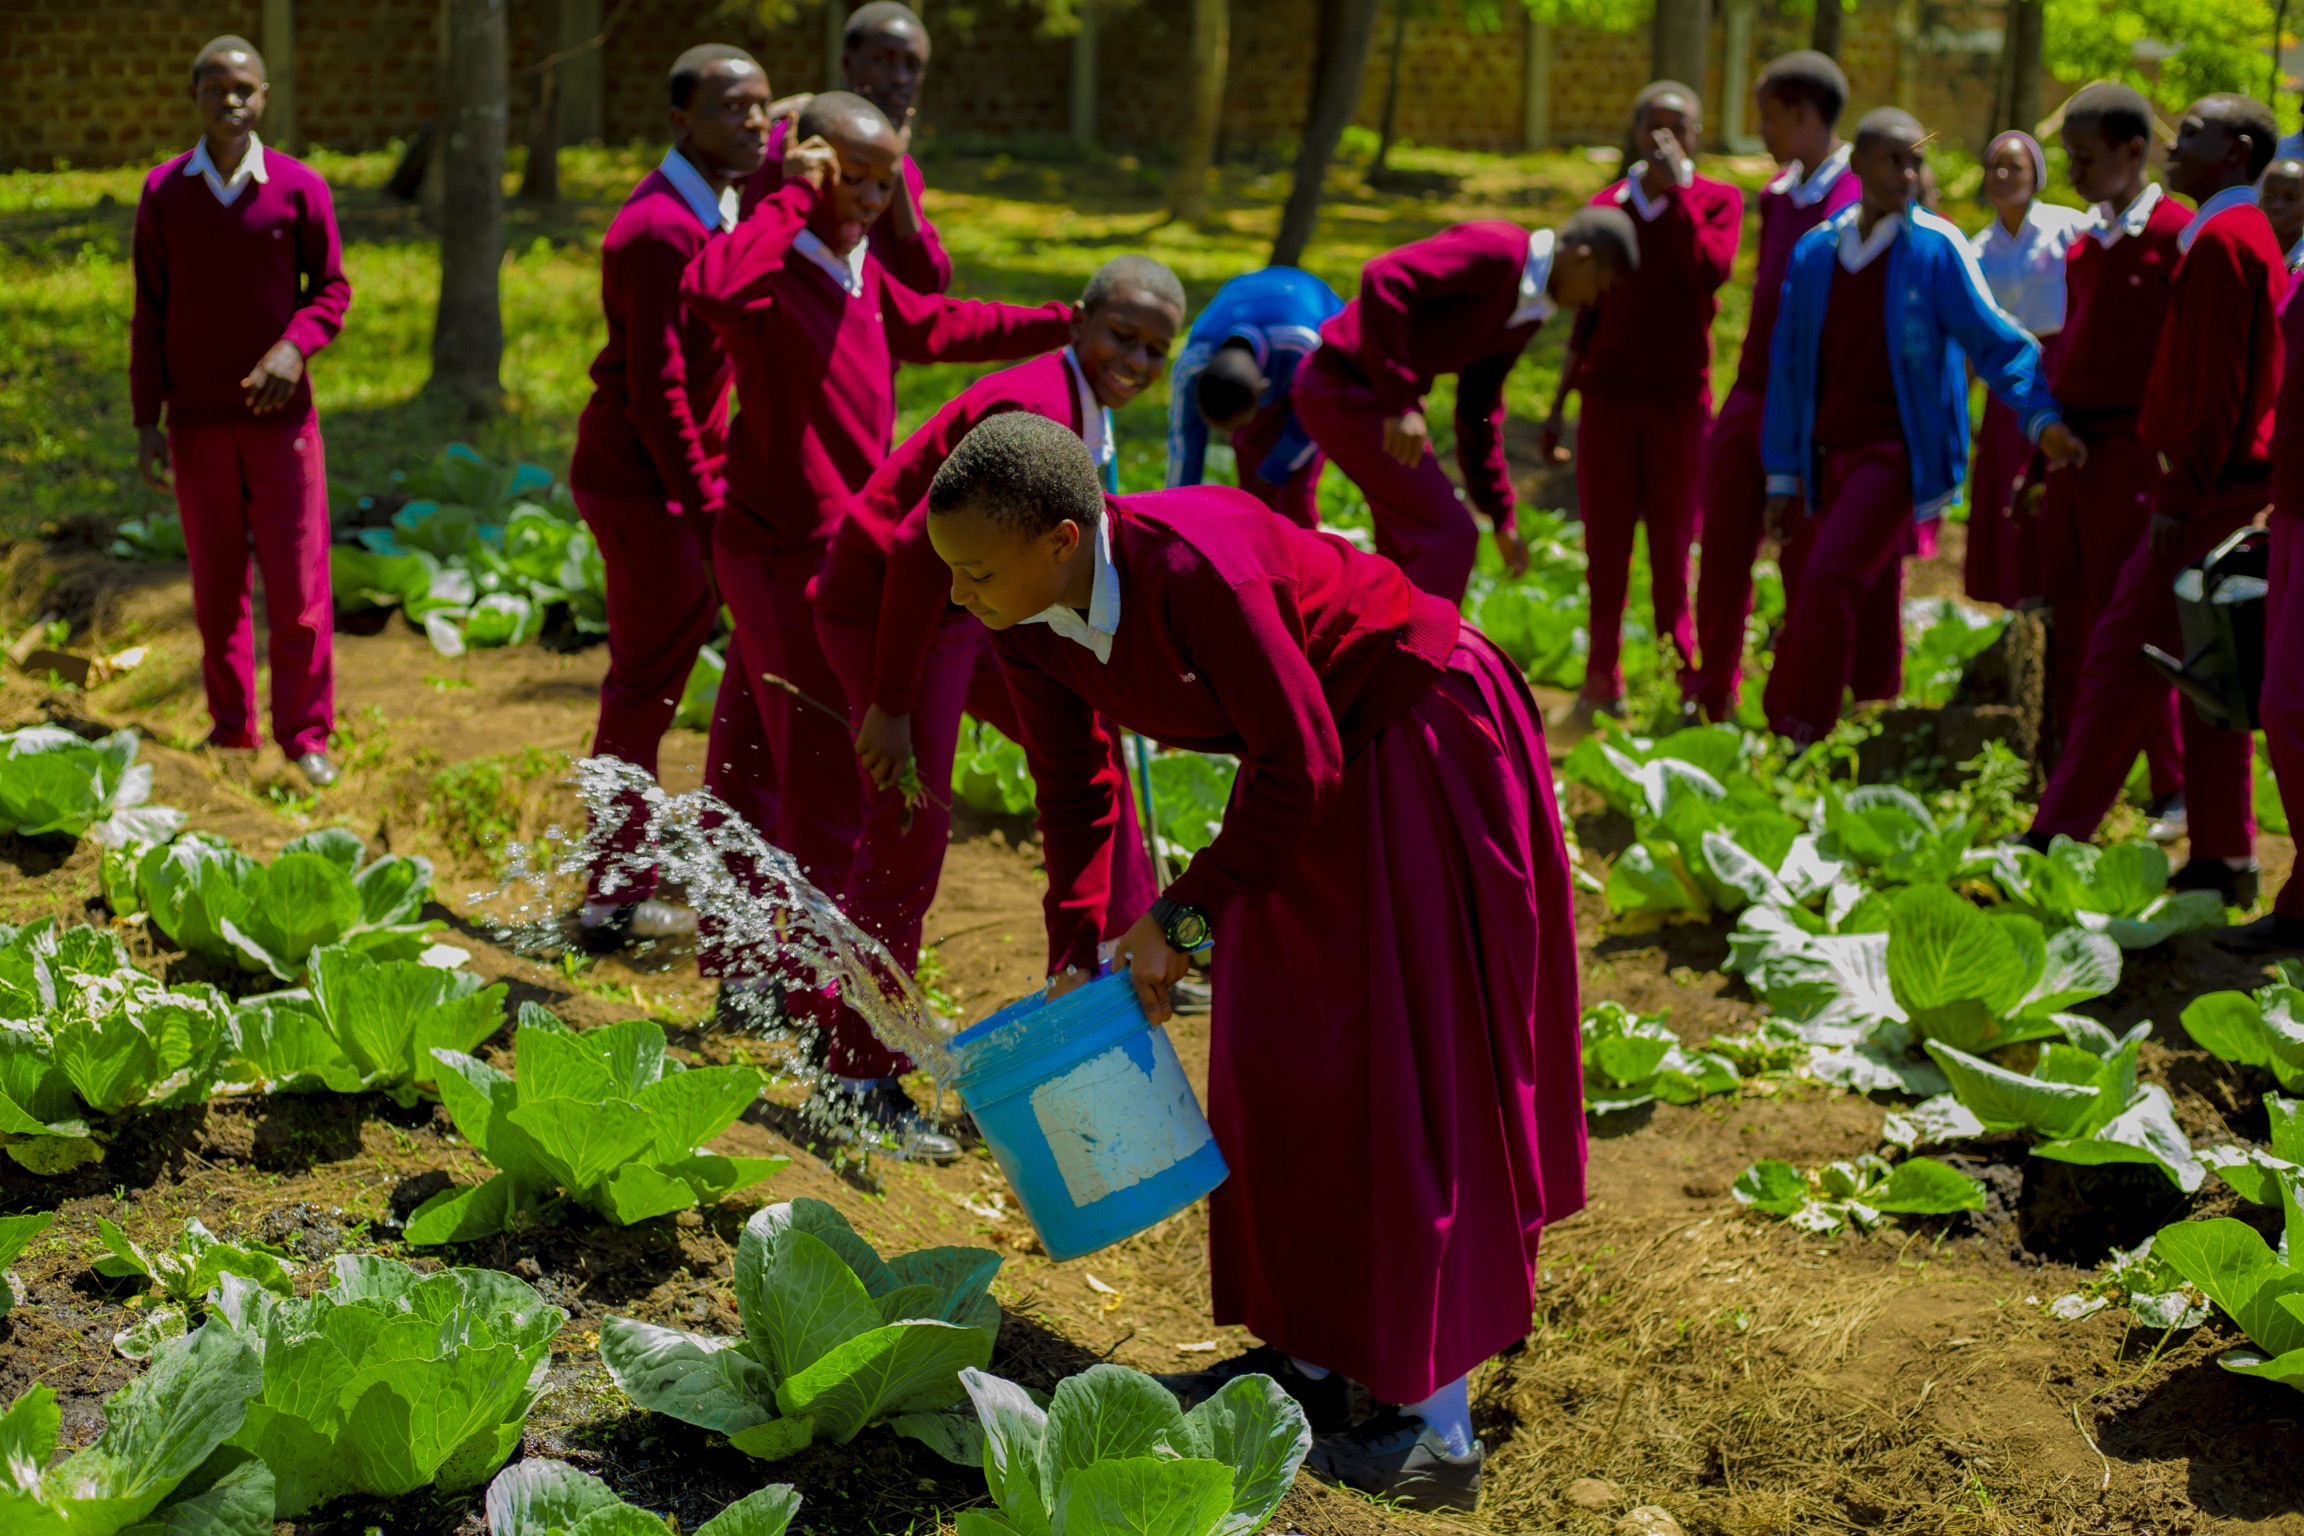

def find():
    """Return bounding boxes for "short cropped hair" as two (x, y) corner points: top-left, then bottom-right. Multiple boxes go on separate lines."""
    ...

(669, 44), (758, 110)
(928, 411), (1105, 541)
(2061, 81), (2154, 149)
(1634, 79), (1700, 120)
(1854, 107), (1926, 156)
(796, 89), (896, 145)
(1559, 205), (1639, 272)
(1755, 50), (1848, 127)
(192, 34), (265, 82)
(1081, 254), (1187, 317)
(845, 2), (925, 51)
(1195, 342), (1263, 426)
(2194, 93), (2281, 179)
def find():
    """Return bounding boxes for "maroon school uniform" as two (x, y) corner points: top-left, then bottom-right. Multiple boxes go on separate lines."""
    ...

(682, 177), (1067, 1012)
(993, 485), (1583, 1404)
(1571, 171), (1742, 703)
(1691, 150), (1863, 716)
(2033, 190), (2285, 861)
(2264, 278), (2304, 916)
(740, 118), (950, 295)
(131, 138), (350, 758)
(1293, 222), (1552, 602)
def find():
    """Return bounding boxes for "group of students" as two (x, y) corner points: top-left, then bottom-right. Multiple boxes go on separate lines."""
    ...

(122, 10), (2304, 1516)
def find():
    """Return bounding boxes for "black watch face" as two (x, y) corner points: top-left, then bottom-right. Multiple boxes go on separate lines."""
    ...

(1169, 908), (1211, 950)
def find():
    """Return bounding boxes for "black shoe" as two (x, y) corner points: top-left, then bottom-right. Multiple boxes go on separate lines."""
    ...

(577, 904), (636, 955)
(802, 1077), (962, 1164)
(2170, 858), (2260, 908)
(2214, 913), (2304, 956)
(1155, 1345), (1353, 1435)
(2013, 827), (2056, 854)
(1305, 1409), (1483, 1513)
(714, 979), (786, 1033)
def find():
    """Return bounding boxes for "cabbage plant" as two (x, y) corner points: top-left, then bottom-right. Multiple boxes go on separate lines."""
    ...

(2179, 967), (2304, 1092)
(600, 1198), (1000, 1462)
(1989, 836), (2227, 949)
(953, 1363), (1311, 1536)
(1732, 1153), (1985, 1235)
(2200, 1091), (2301, 1209)
(91, 1216), (299, 1358)
(107, 511), (188, 562)
(2047, 1235), (2213, 1329)
(1818, 785), (1993, 889)
(0, 726), (183, 847)
(1, 1321), (273, 1536)
(485, 1458), (801, 1536)
(226, 944), (507, 1105)
(2151, 1185), (2304, 1392)
(0, 1210), (56, 1317)
(1912, 1031), (2204, 1191)
(1581, 1002), (1739, 1114)
(213, 1254), (565, 1516)
(407, 1013), (784, 1243)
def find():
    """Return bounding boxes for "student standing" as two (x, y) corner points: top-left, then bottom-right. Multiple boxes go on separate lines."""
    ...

(1165, 266), (1343, 528)
(1294, 209), (1638, 602)
(1760, 109), (2084, 746)
(568, 45), (770, 953)
(1542, 81), (1741, 721)
(2025, 95), (2287, 905)
(925, 412), (1587, 1513)
(1964, 130), (2091, 608)
(2260, 156), (2304, 273)
(132, 36), (351, 786)
(1687, 52), (1860, 722)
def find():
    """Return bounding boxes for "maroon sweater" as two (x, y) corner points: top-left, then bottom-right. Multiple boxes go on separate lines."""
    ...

(2138, 199), (2286, 521)
(683, 180), (1070, 549)
(1312, 221), (1550, 517)
(993, 486), (1462, 972)
(571, 166), (732, 515)
(2050, 192), (2190, 438)
(1571, 173), (1743, 401)
(2271, 275), (2304, 516)
(739, 119), (951, 296)
(1810, 255), (1901, 452)
(130, 145), (351, 429)
(1731, 158), (1862, 396)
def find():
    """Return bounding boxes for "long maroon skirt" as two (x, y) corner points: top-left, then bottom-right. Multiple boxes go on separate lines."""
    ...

(1205, 631), (1585, 1404)
(1963, 394), (2041, 606)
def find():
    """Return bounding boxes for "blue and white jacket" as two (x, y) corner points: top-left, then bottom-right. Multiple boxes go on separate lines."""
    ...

(1165, 266), (1343, 490)
(1762, 203), (2063, 521)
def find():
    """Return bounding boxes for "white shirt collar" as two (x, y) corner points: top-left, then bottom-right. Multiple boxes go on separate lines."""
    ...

(2090, 181), (2165, 246)
(185, 133), (267, 206)
(2180, 184), (2258, 254)
(1063, 348), (1116, 475)
(792, 227), (869, 296)
(1838, 210), (1901, 272)
(1618, 157), (1692, 221)
(660, 147), (738, 233)
(1772, 142), (1852, 208)
(1024, 502), (1121, 663)
(1508, 228), (1557, 328)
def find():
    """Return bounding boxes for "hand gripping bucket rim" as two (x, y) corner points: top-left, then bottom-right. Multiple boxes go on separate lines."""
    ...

(949, 970), (1228, 1261)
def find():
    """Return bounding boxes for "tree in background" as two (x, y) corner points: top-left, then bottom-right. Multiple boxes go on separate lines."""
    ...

(1811, 0), (1846, 59)
(1995, 0), (2046, 135)
(1652, 0), (1711, 93)
(432, 0), (508, 412)
(1271, 0), (1384, 265)
(2045, 0), (2287, 115)
(1168, 0), (1230, 219)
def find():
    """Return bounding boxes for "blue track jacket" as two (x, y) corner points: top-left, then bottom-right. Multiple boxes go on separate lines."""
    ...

(1762, 203), (2063, 521)
(1166, 266), (1343, 491)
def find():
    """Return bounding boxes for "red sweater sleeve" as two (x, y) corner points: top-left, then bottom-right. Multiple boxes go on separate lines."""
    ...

(130, 182), (169, 428)
(2150, 231), (2258, 520)
(1356, 229), (1517, 413)
(1690, 180), (1745, 292)
(619, 234), (724, 516)
(681, 180), (814, 332)
(875, 510), (954, 714)
(1453, 348), (1521, 517)
(279, 175), (350, 360)
(879, 281), (1072, 366)
(876, 156), (954, 296)
(1003, 647), (1127, 974)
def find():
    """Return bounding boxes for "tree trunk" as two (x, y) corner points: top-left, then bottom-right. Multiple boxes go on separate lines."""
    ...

(1651, 0), (1711, 90)
(431, 0), (507, 413)
(519, 63), (560, 202)
(1372, 0), (1408, 174)
(2000, 0), (2043, 135)
(1271, 0), (1381, 268)
(1811, 0), (1844, 59)
(1165, 0), (1229, 221)
(1071, 0), (1100, 151)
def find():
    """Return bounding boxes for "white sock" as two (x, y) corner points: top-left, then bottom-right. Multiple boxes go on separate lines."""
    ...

(1403, 1376), (1473, 1456)
(2223, 856), (2257, 871)
(1287, 1355), (1331, 1381)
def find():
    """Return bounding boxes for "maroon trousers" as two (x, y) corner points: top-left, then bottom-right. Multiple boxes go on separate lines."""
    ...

(1763, 442), (1914, 744)
(1576, 391), (1706, 705)
(1292, 359), (1480, 603)
(2265, 516), (2304, 916)
(1231, 402), (1325, 530)
(1691, 387), (1768, 714)
(2030, 485), (2264, 860)
(170, 411), (334, 757)
(1963, 395), (2041, 607)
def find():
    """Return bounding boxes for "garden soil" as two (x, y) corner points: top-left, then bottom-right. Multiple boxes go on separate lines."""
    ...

(2, 535), (2302, 1536)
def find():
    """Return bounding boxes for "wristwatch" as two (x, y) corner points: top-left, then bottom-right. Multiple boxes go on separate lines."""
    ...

(1149, 897), (1211, 953)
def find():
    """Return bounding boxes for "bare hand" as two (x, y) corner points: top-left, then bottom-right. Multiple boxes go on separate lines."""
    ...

(1538, 410), (1571, 465)
(1647, 126), (1690, 190)
(854, 704), (914, 793)
(1492, 514), (1531, 577)
(783, 133), (840, 194)
(1111, 911), (1190, 1025)
(2148, 511), (2185, 555)
(1382, 410), (1430, 467)
(2037, 421), (2089, 471)
(767, 92), (813, 124)
(1763, 493), (1798, 546)
(2013, 479), (2045, 518)
(241, 340), (303, 414)
(136, 426), (171, 491)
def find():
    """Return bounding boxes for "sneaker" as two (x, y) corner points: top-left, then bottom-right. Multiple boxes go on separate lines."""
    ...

(1155, 1345), (1354, 1434)
(1170, 977), (1212, 1015)
(805, 1077), (961, 1165)
(2170, 857), (2260, 909)
(2214, 913), (2304, 956)
(2144, 793), (2189, 844)
(294, 751), (340, 788)
(1305, 1410), (1483, 1513)
(578, 899), (696, 955)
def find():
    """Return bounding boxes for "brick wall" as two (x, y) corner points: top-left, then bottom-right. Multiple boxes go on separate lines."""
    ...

(0, 0), (2022, 172)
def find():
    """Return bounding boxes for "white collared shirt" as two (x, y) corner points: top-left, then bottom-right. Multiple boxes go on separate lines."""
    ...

(2180, 184), (2258, 254)
(186, 133), (267, 207)
(1618, 155), (1694, 221)
(1839, 211), (1902, 272)
(1771, 142), (1853, 209)
(1063, 348), (1117, 479)
(659, 147), (738, 234)
(1508, 228), (1557, 328)
(1969, 200), (2092, 335)
(2089, 182), (2165, 247)
(792, 227), (868, 297)
(1023, 502), (1121, 663)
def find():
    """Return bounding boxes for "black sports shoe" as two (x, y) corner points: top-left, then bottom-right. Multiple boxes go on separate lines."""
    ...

(1156, 1345), (1353, 1435)
(714, 979), (787, 1033)
(1305, 1409), (1483, 1513)
(577, 904), (636, 955)
(2170, 857), (2260, 909)
(2215, 913), (2304, 956)
(802, 1077), (962, 1164)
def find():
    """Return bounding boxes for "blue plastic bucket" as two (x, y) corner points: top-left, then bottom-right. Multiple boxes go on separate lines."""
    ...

(949, 971), (1229, 1261)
